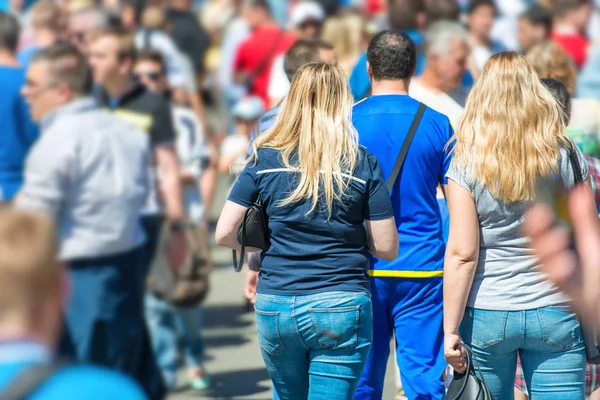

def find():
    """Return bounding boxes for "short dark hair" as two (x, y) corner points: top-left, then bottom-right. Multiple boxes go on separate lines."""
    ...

(541, 78), (572, 125)
(553, 0), (591, 17)
(427, 0), (461, 23)
(283, 39), (334, 82)
(0, 13), (20, 53)
(367, 30), (416, 81)
(520, 5), (554, 34)
(388, 0), (426, 30)
(89, 26), (136, 62)
(244, 0), (271, 14)
(135, 49), (166, 74)
(31, 42), (93, 95)
(467, 0), (497, 15)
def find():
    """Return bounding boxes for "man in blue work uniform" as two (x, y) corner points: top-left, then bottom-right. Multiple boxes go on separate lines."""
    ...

(353, 30), (453, 400)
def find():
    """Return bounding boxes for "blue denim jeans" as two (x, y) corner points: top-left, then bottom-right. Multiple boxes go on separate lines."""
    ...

(255, 291), (373, 400)
(460, 306), (586, 400)
(145, 293), (205, 389)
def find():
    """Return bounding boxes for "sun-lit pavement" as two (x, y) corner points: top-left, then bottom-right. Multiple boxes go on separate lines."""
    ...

(169, 180), (397, 400)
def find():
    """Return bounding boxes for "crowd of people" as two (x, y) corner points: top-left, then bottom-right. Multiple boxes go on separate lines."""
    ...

(0, 0), (599, 399)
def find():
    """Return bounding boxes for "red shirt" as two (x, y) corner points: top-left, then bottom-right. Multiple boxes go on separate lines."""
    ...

(234, 24), (296, 107)
(551, 31), (589, 69)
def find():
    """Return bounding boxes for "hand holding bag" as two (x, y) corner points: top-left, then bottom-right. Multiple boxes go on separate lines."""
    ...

(232, 196), (270, 272)
(446, 343), (493, 400)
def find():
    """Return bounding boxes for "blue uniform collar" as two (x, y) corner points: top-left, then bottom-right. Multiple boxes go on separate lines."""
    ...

(0, 340), (51, 364)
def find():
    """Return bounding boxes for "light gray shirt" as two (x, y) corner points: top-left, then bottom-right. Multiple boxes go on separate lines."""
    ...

(17, 97), (153, 261)
(446, 146), (589, 310)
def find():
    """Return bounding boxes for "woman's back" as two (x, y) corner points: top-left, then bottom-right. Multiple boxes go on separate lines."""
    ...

(447, 146), (589, 310)
(229, 147), (392, 295)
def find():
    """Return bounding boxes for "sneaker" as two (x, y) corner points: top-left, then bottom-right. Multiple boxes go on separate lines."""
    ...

(188, 375), (210, 391)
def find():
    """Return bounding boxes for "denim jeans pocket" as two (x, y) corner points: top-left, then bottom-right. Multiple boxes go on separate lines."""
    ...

(463, 308), (508, 348)
(309, 305), (360, 350)
(537, 306), (583, 350)
(255, 309), (285, 355)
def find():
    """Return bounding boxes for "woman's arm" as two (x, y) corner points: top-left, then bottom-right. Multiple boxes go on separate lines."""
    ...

(215, 201), (268, 253)
(215, 200), (247, 251)
(443, 179), (480, 372)
(366, 217), (399, 261)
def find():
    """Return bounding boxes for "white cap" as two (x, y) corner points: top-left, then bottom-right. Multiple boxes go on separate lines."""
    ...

(233, 96), (265, 120)
(288, 1), (325, 29)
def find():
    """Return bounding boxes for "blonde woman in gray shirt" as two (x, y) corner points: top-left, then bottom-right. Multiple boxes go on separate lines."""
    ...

(444, 52), (591, 400)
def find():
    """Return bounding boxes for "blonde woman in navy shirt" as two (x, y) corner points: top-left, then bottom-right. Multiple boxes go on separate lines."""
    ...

(216, 62), (398, 400)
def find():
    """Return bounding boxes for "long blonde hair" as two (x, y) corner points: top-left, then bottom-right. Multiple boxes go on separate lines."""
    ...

(451, 52), (568, 204)
(248, 62), (359, 216)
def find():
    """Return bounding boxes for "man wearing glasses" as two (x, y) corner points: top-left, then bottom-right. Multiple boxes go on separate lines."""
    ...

(17, 42), (156, 397)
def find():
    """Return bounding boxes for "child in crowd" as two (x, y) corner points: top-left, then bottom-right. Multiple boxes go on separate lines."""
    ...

(219, 96), (264, 176)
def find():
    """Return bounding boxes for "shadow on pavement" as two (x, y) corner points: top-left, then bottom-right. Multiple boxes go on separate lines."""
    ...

(204, 334), (250, 348)
(204, 304), (253, 330)
(174, 368), (272, 399)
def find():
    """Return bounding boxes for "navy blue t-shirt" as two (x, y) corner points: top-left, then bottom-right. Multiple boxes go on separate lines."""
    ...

(228, 147), (394, 295)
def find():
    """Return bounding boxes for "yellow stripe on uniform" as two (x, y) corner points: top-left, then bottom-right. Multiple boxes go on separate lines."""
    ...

(367, 270), (444, 278)
(353, 97), (368, 106)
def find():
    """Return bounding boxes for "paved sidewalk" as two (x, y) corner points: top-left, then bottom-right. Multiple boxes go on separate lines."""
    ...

(169, 178), (398, 399)
(169, 244), (398, 400)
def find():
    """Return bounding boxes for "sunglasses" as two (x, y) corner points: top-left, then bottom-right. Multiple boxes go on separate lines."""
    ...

(299, 19), (322, 30)
(133, 71), (163, 82)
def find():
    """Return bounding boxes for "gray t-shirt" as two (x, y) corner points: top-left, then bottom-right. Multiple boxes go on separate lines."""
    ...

(446, 146), (589, 310)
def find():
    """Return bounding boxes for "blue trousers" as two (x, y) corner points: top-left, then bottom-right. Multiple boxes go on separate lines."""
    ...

(145, 293), (205, 389)
(256, 291), (373, 400)
(60, 246), (166, 399)
(354, 277), (445, 400)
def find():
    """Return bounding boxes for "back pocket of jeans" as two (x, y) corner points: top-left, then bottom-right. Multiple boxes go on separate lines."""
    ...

(255, 309), (285, 355)
(465, 308), (508, 348)
(309, 306), (359, 350)
(537, 306), (582, 350)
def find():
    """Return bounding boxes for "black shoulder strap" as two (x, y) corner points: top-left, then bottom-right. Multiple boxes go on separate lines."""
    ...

(0, 361), (69, 400)
(567, 140), (584, 185)
(142, 28), (153, 50)
(387, 103), (427, 192)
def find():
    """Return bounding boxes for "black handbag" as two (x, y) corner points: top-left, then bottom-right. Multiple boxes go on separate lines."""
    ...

(232, 196), (270, 272)
(446, 343), (493, 400)
(566, 141), (600, 364)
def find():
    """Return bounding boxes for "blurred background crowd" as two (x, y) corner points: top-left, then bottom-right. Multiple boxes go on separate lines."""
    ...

(0, 0), (600, 399)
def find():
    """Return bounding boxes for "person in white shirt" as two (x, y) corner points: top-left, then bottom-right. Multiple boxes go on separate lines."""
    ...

(409, 20), (469, 126)
(267, 1), (325, 108)
(219, 96), (264, 177)
(467, 0), (506, 77)
(133, 50), (212, 392)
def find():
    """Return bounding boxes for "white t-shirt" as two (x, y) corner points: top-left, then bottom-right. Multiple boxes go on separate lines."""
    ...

(570, 98), (600, 138)
(135, 29), (186, 89)
(267, 54), (290, 104)
(221, 134), (249, 176)
(409, 79), (464, 127)
(172, 106), (208, 225)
